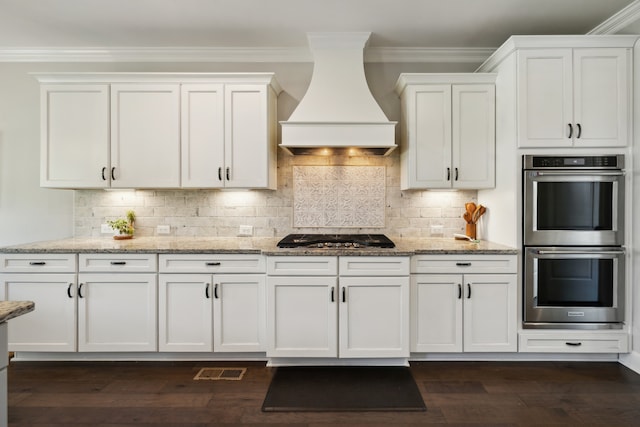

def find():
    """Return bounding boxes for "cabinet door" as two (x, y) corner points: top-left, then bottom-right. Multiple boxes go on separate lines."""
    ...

(401, 84), (452, 189)
(339, 276), (410, 358)
(158, 274), (212, 352)
(78, 273), (157, 352)
(224, 85), (273, 189)
(1, 274), (76, 351)
(463, 274), (517, 352)
(573, 48), (629, 147)
(411, 274), (462, 353)
(213, 274), (265, 352)
(266, 276), (337, 357)
(110, 84), (180, 188)
(180, 84), (225, 188)
(452, 84), (495, 189)
(40, 84), (109, 188)
(517, 49), (573, 147)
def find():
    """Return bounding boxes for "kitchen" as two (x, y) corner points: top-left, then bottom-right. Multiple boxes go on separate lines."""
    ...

(1, 0), (640, 424)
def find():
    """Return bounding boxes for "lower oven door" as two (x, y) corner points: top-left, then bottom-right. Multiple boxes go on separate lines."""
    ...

(524, 247), (625, 328)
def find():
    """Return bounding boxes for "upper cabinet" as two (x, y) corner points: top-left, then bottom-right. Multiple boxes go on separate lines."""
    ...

(181, 83), (278, 189)
(36, 73), (281, 189)
(517, 48), (630, 148)
(40, 84), (110, 188)
(395, 74), (496, 190)
(111, 84), (181, 188)
(477, 36), (636, 150)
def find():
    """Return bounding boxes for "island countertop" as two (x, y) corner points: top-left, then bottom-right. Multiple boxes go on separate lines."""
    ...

(0, 301), (34, 323)
(0, 236), (518, 256)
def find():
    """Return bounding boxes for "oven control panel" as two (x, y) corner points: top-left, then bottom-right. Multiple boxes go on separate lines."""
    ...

(524, 155), (623, 169)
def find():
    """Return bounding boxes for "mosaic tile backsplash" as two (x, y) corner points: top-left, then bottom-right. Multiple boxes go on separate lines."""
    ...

(293, 166), (385, 228)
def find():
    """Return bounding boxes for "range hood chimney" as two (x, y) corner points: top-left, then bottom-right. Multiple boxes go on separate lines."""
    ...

(280, 32), (397, 156)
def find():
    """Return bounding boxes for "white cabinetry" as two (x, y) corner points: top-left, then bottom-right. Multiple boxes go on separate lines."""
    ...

(411, 254), (517, 353)
(395, 74), (496, 190)
(517, 48), (630, 148)
(266, 256), (409, 359)
(77, 254), (157, 352)
(110, 84), (180, 188)
(36, 73), (281, 190)
(181, 82), (279, 189)
(0, 254), (77, 352)
(158, 254), (266, 352)
(39, 85), (109, 188)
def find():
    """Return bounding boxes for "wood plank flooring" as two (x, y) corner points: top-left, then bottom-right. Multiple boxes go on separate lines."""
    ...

(7, 360), (640, 426)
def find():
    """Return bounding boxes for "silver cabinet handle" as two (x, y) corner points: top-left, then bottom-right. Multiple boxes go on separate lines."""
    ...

(67, 283), (74, 298)
(205, 283), (210, 299)
(576, 123), (582, 139)
(568, 123), (573, 138)
(206, 262), (221, 266)
(78, 283), (85, 298)
(467, 283), (471, 299)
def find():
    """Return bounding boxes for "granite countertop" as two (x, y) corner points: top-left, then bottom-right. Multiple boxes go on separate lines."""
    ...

(0, 301), (34, 323)
(0, 236), (518, 255)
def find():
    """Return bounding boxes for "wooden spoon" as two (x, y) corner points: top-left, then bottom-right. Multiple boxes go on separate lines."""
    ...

(465, 202), (476, 218)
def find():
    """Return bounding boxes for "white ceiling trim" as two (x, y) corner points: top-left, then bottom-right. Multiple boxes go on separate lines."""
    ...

(0, 46), (494, 63)
(588, 0), (640, 34)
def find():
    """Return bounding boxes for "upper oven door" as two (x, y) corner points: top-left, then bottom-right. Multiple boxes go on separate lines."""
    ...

(524, 170), (624, 246)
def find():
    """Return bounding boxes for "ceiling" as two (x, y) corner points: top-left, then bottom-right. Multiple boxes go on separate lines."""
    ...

(0, 0), (638, 61)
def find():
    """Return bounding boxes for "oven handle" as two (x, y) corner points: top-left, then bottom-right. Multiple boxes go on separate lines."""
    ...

(531, 171), (624, 177)
(533, 249), (625, 256)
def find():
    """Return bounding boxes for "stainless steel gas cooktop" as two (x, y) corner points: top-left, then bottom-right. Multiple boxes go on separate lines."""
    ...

(276, 234), (395, 249)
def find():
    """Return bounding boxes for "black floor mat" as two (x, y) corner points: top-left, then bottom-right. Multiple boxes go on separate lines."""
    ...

(261, 366), (427, 412)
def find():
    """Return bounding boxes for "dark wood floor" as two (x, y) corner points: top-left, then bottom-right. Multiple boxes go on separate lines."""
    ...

(7, 359), (640, 426)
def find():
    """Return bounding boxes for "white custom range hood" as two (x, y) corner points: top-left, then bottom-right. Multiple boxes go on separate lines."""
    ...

(280, 32), (397, 156)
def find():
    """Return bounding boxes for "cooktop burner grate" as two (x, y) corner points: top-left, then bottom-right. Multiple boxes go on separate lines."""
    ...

(277, 234), (395, 249)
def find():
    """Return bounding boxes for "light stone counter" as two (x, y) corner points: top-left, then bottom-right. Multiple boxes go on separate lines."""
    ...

(0, 236), (518, 255)
(0, 301), (34, 324)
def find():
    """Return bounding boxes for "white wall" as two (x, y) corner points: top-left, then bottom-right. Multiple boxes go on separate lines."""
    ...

(0, 63), (73, 245)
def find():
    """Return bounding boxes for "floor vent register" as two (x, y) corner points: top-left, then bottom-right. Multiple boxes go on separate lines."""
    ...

(194, 367), (247, 381)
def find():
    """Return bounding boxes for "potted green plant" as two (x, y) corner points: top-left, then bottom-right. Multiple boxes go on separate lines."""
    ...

(108, 210), (136, 240)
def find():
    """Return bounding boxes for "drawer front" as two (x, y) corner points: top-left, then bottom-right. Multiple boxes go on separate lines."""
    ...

(339, 256), (409, 276)
(267, 256), (338, 276)
(519, 332), (629, 353)
(159, 254), (265, 273)
(411, 255), (517, 274)
(0, 253), (76, 273)
(79, 253), (157, 272)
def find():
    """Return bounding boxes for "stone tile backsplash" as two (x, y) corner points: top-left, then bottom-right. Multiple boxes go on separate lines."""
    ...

(293, 166), (386, 228)
(73, 151), (477, 238)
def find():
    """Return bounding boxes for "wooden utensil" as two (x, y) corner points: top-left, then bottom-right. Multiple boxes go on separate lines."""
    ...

(463, 211), (472, 223)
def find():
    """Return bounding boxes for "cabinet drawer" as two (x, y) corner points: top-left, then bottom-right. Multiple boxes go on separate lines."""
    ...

(411, 254), (517, 274)
(267, 256), (338, 276)
(519, 331), (629, 353)
(0, 253), (76, 273)
(339, 257), (409, 276)
(159, 254), (265, 273)
(79, 253), (157, 272)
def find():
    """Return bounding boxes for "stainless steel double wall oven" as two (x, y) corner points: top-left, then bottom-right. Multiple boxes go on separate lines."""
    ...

(522, 155), (625, 329)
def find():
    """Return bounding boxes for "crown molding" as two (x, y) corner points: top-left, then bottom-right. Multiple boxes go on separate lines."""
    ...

(0, 46), (494, 63)
(588, 0), (640, 34)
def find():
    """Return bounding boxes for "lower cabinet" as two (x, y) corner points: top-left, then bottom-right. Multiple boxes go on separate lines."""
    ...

(78, 272), (157, 352)
(266, 256), (410, 358)
(411, 255), (518, 353)
(157, 254), (266, 352)
(1, 273), (77, 351)
(0, 254), (77, 352)
(158, 273), (266, 352)
(1, 322), (8, 427)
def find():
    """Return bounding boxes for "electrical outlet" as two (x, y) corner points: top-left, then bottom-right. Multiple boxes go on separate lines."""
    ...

(238, 225), (253, 236)
(157, 225), (171, 235)
(101, 223), (113, 234)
